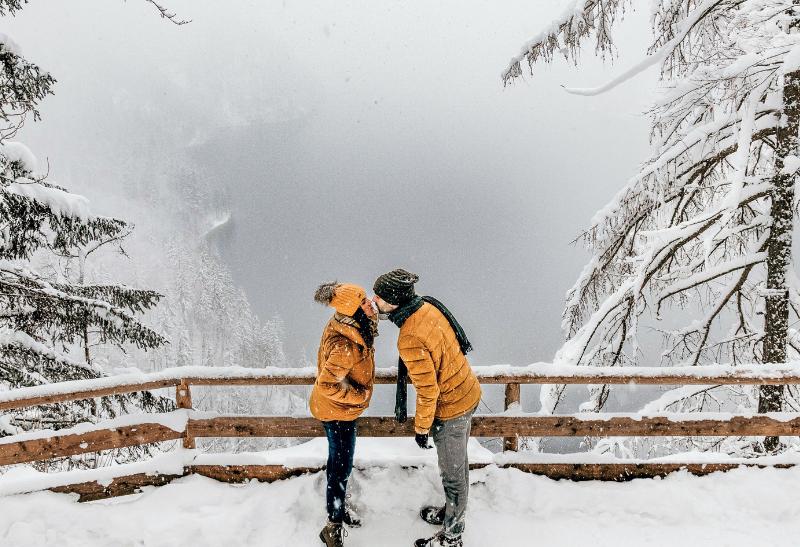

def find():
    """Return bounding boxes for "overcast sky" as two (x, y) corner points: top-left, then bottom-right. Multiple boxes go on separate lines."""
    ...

(6, 0), (655, 372)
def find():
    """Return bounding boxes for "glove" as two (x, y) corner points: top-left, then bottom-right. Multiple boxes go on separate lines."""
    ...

(415, 432), (431, 450)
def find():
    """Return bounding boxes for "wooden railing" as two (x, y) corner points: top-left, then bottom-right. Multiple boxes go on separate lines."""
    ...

(2, 363), (800, 500)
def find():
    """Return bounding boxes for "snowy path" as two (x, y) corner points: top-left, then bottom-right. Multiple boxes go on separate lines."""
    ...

(3, 464), (800, 546)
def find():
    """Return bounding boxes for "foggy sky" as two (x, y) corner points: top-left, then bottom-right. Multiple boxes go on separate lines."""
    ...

(6, 0), (655, 371)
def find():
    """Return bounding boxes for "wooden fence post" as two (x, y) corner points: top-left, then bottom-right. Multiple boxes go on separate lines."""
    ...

(503, 382), (521, 451)
(176, 379), (195, 449)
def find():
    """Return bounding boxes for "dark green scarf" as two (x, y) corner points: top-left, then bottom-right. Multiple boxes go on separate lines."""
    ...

(388, 296), (424, 328)
(390, 295), (473, 422)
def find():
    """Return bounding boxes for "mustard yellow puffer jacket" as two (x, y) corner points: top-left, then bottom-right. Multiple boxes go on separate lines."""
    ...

(310, 316), (375, 422)
(398, 302), (481, 433)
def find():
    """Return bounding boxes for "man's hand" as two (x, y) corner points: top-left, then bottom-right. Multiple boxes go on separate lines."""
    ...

(415, 432), (431, 449)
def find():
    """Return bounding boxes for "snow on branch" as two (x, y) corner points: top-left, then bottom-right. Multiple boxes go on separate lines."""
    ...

(563, 0), (725, 96)
(6, 178), (92, 220)
(0, 262), (166, 352)
(655, 253), (767, 308)
(502, 0), (631, 84)
(0, 326), (92, 371)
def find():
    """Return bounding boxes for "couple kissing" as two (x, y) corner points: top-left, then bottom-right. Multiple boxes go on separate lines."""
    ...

(311, 269), (481, 547)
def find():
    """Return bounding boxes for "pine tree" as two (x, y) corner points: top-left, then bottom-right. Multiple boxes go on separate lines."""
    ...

(505, 1), (800, 452)
(0, 0), (177, 444)
(143, 241), (302, 454)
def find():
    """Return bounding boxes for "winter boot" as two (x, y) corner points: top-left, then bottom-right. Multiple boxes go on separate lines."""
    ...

(342, 494), (362, 528)
(343, 506), (362, 528)
(319, 521), (347, 547)
(414, 532), (462, 547)
(419, 505), (445, 526)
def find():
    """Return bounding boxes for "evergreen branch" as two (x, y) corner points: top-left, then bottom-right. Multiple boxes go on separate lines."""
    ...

(0, 0), (26, 17)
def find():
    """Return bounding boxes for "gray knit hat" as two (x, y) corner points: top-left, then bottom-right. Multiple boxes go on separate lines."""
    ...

(373, 268), (419, 305)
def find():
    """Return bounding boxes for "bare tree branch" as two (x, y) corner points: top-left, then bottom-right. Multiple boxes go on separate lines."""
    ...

(143, 0), (191, 25)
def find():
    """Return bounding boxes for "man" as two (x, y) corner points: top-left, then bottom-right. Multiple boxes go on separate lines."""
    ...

(373, 269), (481, 547)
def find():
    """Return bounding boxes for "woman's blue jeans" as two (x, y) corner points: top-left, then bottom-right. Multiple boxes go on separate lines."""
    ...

(322, 420), (357, 523)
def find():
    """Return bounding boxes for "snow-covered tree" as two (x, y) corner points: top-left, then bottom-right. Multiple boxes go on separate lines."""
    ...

(505, 1), (800, 451)
(77, 153), (303, 453)
(2, 0), (299, 459)
(0, 0), (181, 443)
(144, 238), (305, 453)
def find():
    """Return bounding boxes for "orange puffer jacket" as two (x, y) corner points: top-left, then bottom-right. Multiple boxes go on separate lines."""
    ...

(310, 316), (375, 422)
(398, 302), (481, 434)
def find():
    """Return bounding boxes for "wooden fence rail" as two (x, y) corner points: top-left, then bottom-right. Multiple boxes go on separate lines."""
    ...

(4, 413), (800, 467)
(3, 364), (800, 451)
(5, 363), (800, 411)
(3, 364), (800, 497)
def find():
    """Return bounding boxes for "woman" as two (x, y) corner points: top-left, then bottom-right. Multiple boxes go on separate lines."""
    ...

(311, 282), (377, 547)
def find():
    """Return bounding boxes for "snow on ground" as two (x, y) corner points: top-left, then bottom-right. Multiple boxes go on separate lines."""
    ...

(3, 443), (800, 546)
(193, 437), (494, 467)
(3, 465), (800, 546)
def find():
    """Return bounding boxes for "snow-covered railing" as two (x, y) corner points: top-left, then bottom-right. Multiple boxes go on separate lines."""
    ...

(3, 363), (800, 450)
(4, 362), (800, 410)
(4, 363), (800, 499)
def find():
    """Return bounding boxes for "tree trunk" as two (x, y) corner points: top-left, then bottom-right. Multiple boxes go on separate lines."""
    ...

(79, 254), (91, 366)
(760, 69), (800, 452)
(83, 321), (91, 364)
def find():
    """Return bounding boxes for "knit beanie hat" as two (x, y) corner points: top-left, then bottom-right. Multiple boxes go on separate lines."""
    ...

(314, 282), (366, 317)
(373, 269), (419, 306)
